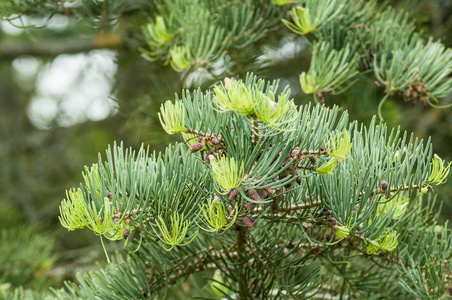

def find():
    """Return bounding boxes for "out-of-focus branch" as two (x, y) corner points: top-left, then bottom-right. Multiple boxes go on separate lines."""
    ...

(0, 32), (122, 59)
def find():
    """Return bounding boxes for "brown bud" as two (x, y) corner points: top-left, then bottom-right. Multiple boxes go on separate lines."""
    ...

(261, 189), (268, 198)
(123, 226), (131, 240)
(323, 210), (332, 216)
(326, 217), (337, 225)
(308, 155), (317, 165)
(105, 189), (112, 198)
(246, 202), (255, 211)
(242, 216), (256, 228)
(204, 151), (214, 164)
(247, 189), (262, 202)
(356, 226), (362, 232)
(353, 205), (358, 211)
(380, 179), (388, 193)
(263, 185), (273, 195)
(295, 176), (301, 185)
(124, 217), (132, 224)
(290, 149), (300, 159)
(272, 198), (277, 212)
(211, 136), (220, 145)
(283, 158), (292, 166)
(403, 89), (411, 102)
(189, 142), (204, 153)
(228, 188), (240, 201)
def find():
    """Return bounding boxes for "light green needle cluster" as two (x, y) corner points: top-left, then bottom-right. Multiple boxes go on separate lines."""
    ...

(376, 196), (409, 220)
(158, 100), (186, 134)
(282, 7), (316, 35)
(328, 130), (352, 159)
(282, 1), (343, 36)
(214, 79), (255, 116)
(82, 164), (101, 193)
(428, 154), (452, 185)
(366, 230), (399, 255)
(169, 46), (193, 72)
(59, 189), (122, 240)
(211, 157), (244, 193)
(146, 16), (174, 46)
(334, 225), (350, 239)
(254, 94), (295, 128)
(153, 214), (198, 251)
(197, 197), (238, 233)
(315, 157), (338, 174)
(214, 77), (295, 128)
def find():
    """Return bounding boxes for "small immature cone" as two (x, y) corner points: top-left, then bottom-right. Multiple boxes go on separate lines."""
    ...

(247, 189), (262, 202)
(242, 216), (256, 228)
(380, 179), (388, 195)
(211, 136), (220, 145)
(290, 149), (300, 159)
(326, 217), (337, 225)
(308, 155), (317, 165)
(228, 188), (240, 201)
(246, 202), (255, 211)
(123, 226), (131, 240)
(189, 142), (204, 153)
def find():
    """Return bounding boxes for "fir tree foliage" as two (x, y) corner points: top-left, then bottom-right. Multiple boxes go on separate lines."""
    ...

(55, 74), (452, 299)
(139, 0), (452, 117)
(141, 0), (285, 72)
(279, 0), (452, 119)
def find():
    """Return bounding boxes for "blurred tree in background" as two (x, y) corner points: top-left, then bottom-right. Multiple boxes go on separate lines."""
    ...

(0, 0), (451, 298)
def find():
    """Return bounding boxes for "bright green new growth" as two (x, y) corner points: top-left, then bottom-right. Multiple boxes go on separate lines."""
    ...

(211, 157), (244, 193)
(146, 16), (174, 46)
(334, 225), (350, 239)
(158, 100), (186, 134)
(376, 196), (409, 221)
(428, 154), (452, 185)
(152, 214), (198, 251)
(366, 230), (399, 255)
(54, 75), (452, 299)
(169, 46), (193, 72)
(59, 189), (121, 240)
(327, 130), (352, 159)
(282, 0), (344, 36)
(214, 77), (296, 128)
(213, 79), (255, 116)
(315, 157), (338, 174)
(197, 197), (238, 233)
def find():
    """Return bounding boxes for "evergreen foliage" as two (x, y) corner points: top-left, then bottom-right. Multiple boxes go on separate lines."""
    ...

(1, 0), (452, 299)
(52, 74), (452, 299)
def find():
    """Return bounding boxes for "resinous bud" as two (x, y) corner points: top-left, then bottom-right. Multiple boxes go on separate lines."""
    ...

(242, 216), (256, 228)
(380, 179), (388, 193)
(189, 142), (205, 153)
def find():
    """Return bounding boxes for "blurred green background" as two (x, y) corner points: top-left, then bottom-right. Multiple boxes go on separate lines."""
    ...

(0, 0), (451, 295)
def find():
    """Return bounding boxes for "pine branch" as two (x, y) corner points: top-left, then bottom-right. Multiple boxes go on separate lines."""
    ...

(0, 32), (122, 59)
